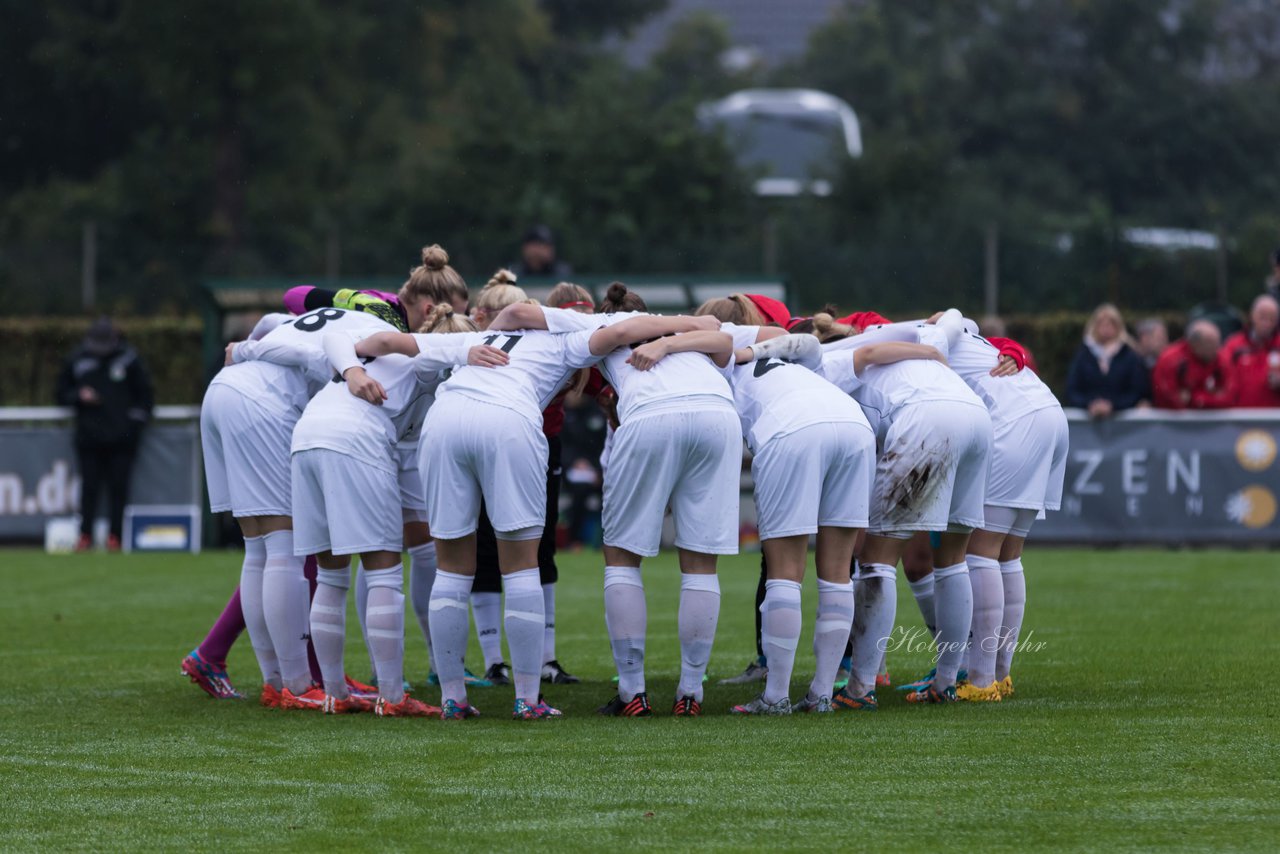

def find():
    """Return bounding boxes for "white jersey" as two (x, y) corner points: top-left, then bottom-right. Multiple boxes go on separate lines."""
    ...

(435, 328), (599, 425)
(929, 311), (1060, 424)
(292, 331), (482, 473)
(219, 306), (398, 416)
(541, 307), (732, 420)
(722, 323), (869, 453)
(821, 332), (983, 440)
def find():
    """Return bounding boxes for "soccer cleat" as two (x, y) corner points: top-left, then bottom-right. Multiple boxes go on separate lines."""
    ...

(730, 694), (792, 716)
(279, 685), (326, 711)
(997, 675), (1015, 697)
(719, 656), (767, 685)
(905, 684), (959, 704)
(426, 671), (439, 686)
(513, 697), (560, 720)
(483, 662), (511, 686)
(541, 659), (581, 684)
(832, 687), (878, 711)
(106, 534), (122, 553)
(345, 675), (379, 700)
(895, 667), (937, 693)
(534, 694), (563, 717)
(833, 655), (852, 691)
(671, 695), (702, 717)
(465, 668), (493, 688)
(441, 699), (481, 720)
(323, 693), (374, 714)
(597, 693), (653, 717)
(956, 681), (1003, 702)
(794, 694), (834, 713)
(876, 670), (892, 689)
(375, 695), (439, 717)
(74, 533), (93, 552)
(181, 649), (242, 700)
(260, 684), (282, 709)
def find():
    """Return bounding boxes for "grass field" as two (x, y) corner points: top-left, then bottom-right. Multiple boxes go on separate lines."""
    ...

(2, 547), (1278, 851)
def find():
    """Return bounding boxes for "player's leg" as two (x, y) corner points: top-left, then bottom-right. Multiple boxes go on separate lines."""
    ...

(471, 504), (509, 684)
(540, 435), (579, 684)
(961, 523), (1008, 701)
(838, 532), (905, 710)
(404, 518), (437, 679)
(599, 545), (649, 716)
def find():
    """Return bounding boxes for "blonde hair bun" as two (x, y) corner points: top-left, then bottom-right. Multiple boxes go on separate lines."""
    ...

(421, 244), (450, 271)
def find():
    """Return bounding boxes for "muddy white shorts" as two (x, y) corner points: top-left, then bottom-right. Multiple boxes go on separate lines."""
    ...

(869, 399), (992, 535)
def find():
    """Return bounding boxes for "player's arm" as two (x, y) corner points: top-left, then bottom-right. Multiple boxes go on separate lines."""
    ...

(231, 336), (331, 384)
(321, 332), (388, 405)
(489, 302), (549, 331)
(853, 342), (946, 376)
(411, 332), (509, 371)
(627, 331), (734, 370)
(587, 314), (719, 356)
(743, 332), (822, 370)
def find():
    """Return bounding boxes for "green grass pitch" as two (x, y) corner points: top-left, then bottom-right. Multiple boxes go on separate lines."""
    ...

(2, 547), (1277, 850)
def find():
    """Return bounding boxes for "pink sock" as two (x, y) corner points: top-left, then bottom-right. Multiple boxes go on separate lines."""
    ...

(303, 555), (323, 684)
(198, 586), (245, 664)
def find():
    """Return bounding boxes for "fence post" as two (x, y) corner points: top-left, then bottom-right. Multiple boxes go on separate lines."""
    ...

(984, 221), (999, 316)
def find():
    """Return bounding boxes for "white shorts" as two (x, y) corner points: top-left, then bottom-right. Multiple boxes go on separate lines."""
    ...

(200, 384), (294, 517)
(420, 396), (548, 539)
(869, 400), (992, 535)
(603, 406), (741, 557)
(396, 442), (427, 523)
(291, 448), (401, 556)
(753, 421), (875, 540)
(986, 406), (1069, 512)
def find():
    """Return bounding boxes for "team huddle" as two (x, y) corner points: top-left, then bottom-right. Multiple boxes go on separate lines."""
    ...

(184, 244), (1067, 720)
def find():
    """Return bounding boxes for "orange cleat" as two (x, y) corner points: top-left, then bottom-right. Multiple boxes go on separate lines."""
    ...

(260, 684), (282, 709)
(322, 693), (374, 714)
(375, 695), (440, 718)
(279, 685), (325, 711)
(345, 675), (379, 700)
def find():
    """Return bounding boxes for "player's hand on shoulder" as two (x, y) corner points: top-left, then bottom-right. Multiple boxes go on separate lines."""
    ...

(691, 315), (721, 331)
(990, 354), (1019, 377)
(344, 366), (388, 405)
(626, 339), (668, 371)
(224, 342), (241, 365)
(467, 345), (510, 368)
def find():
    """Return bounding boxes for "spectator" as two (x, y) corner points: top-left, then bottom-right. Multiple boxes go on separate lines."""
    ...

(1065, 303), (1150, 417)
(1151, 319), (1235, 409)
(1221, 294), (1280, 407)
(1134, 317), (1169, 369)
(56, 317), (154, 551)
(508, 224), (573, 279)
(1265, 247), (1280, 301)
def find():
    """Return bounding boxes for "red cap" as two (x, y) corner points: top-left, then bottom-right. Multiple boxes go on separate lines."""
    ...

(745, 294), (792, 328)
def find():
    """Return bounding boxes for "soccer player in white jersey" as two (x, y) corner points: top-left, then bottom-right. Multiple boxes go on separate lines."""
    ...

(204, 305), (405, 709)
(814, 313), (994, 707)
(678, 299), (876, 714)
(352, 298), (716, 720)
(495, 283), (740, 717)
(287, 317), (506, 717)
(916, 310), (1068, 700)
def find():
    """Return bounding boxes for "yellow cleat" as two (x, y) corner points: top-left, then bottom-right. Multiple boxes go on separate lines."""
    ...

(997, 675), (1015, 698)
(955, 681), (1003, 702)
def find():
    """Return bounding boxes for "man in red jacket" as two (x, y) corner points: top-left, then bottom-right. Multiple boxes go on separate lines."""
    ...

(1152, 319), (1236, 409)
(1221, 294), (1280, 408)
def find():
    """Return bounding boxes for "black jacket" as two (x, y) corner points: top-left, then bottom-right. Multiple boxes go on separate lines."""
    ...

(56, 342), (154, 446)
(1064, 342), (1150, 410)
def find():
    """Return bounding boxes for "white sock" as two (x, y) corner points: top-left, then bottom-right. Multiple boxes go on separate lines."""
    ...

(760, 579), (802, 704)
(364, 565), (406, 703)
(851, 563), (896, 695)
(260, 530), (310, 694)
(811, 578), (854, 701)
(542, 583), (557, 664)
(996, 558), (1027, 681)
(909, 573), (937, 639)
(502, 568), (545, 701)
(677, 573), (720, 702)
(966, 554), (1003, 687)
(353, 561), (377, 679)
(604, 566), (646, 702)
(471, 591), (504, 669)
(309, 567), (350, 698)
(408, 542), (438, 673)
(237, 535), (279, 689)
(428, 569), (474, 705)
(933, 562), (973, 689)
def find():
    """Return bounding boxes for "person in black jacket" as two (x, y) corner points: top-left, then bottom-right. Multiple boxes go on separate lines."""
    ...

(56, 317), (154, 550)
(1065, 303), (1150, 418)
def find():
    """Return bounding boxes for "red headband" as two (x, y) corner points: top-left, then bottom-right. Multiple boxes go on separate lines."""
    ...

(556, 300), (594, 309)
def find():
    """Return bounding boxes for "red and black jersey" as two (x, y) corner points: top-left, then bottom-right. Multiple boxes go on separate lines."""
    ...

(1151, 340), (1236, 409)
(1221, 329), (1280, 408)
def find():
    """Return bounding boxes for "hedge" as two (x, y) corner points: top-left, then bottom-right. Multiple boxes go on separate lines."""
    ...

(0, 312), (1176, 407)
